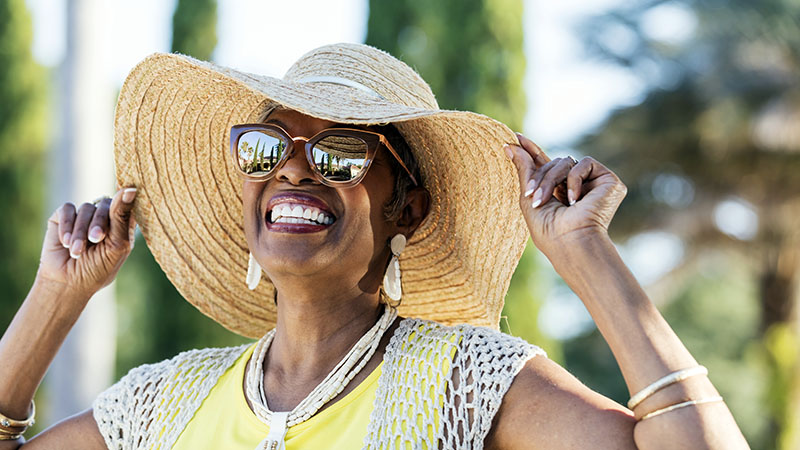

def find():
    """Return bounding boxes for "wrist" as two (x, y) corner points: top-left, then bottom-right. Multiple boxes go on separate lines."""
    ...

(30, 274), (90, 315)
(540, 228), (614, 272)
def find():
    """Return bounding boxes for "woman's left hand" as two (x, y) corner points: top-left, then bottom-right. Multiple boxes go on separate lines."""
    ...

(505, 133), (627, 258)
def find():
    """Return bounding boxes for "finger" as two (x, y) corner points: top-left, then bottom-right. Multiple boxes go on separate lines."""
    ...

(504, 144), (536, 197)
(533, 158), (573, 208)
(516, 133), (550, 167)
(57, 203), (77, 248)
(108, 188), (137, 247)
(566, 158), (595, 205)
(528, 159), (560, 207)
(87, 197), (112, 244)
(69, 203), (97, 259)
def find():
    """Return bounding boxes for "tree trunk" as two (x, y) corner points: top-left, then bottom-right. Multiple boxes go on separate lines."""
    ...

(44, 0), (115, 423)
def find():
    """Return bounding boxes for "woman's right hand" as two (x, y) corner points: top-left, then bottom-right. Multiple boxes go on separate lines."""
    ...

(36, 187), (138, 302)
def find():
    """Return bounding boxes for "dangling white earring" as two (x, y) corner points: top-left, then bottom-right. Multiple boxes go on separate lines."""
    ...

(247, 252), (262, 290)
(382, 234), (406, 302)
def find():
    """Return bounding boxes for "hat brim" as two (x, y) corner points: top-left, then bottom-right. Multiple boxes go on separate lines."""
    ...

(114, 53), (529, 338)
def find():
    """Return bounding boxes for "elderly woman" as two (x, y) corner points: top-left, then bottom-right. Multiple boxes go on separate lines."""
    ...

(0, 44), (746, 449)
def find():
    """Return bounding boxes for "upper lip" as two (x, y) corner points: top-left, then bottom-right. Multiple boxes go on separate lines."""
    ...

(266, 192), (335, 217)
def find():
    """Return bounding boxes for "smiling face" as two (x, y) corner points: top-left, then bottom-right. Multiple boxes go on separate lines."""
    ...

(243, 109), (403, 296)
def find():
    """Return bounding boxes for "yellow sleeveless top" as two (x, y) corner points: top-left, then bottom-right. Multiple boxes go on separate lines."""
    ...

(172, 344), (381, 449)
(93, 320), (541, 449)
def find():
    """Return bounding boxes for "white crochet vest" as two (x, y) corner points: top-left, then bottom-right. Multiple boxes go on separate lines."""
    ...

(93, 318), (544, 449)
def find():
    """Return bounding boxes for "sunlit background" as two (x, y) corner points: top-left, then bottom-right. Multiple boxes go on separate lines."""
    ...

(2, 0), (798, 448)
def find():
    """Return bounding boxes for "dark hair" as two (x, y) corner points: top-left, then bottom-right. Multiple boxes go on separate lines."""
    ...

(376, 124), (422, 221)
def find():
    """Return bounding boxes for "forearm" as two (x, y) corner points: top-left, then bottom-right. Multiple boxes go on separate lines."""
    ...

(0, 277), (87, 432)
(548, 231), (748, 448)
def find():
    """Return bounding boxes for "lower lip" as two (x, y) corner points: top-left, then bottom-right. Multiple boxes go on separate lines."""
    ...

(265, 218), (332, 234)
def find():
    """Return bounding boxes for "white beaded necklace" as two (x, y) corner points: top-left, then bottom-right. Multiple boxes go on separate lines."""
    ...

(245, 305), (397, 450)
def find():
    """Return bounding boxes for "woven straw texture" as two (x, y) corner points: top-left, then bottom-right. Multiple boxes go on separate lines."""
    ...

(114, 43), (529, 338)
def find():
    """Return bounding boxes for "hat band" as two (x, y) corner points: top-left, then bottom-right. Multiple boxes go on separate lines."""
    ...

(295, 76), (385, 100)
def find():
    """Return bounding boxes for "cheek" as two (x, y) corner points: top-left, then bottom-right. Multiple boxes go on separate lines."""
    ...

(241, 182), (263, 242)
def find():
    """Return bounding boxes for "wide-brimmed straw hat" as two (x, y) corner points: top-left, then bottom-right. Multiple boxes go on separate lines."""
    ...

(114, 43), (529, 338)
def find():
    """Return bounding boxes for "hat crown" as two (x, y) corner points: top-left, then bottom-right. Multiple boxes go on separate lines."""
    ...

(283, 43), (439, 111)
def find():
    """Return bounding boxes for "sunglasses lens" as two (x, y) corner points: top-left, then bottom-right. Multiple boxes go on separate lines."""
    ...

(311, 135), (369, 182)
(236, 130), (287, 175)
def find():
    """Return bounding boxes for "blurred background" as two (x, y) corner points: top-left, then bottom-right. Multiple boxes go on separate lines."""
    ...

(1, 0), (798, 448)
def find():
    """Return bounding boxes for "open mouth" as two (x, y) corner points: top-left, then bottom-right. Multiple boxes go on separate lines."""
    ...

(265, 192), (337, 233)
(268, 203), (335, 226)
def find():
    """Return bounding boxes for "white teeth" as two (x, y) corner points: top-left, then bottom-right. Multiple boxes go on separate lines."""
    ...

(269, 203), (334, 225)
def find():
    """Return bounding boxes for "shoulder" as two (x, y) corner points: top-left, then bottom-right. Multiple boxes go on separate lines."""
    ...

(485, 352), (636, 449)
(92, 344), (251, 450)
(391, 317), (546, 365)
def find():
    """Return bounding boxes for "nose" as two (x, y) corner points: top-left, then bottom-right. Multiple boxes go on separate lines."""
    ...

(273, 137), (318, 185)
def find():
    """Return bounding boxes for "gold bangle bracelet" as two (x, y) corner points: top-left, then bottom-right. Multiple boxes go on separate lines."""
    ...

(628, 366), (708, 410)
(0, 423), (26, 434)
(640, 396), (724, 421)
(0, 401), (35, 430)
(0, 432), (23, 441)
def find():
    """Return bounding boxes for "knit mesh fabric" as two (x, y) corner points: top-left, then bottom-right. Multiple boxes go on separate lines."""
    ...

(92, 319), (544, 449)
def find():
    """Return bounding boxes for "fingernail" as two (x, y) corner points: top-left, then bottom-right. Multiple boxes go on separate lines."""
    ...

(531, 188), (542, 208)
(62, 232), (72, 248)
(88, 226), (104, 243)
(568, 189), (576, 206)
(122, 188), (137, 204)
(70, 240), (83, 259)
(503, 144), (513, 159)
(524, 181), (536, 197)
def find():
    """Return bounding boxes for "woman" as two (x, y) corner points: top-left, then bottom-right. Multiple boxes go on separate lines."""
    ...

(0, 43), (747, 449)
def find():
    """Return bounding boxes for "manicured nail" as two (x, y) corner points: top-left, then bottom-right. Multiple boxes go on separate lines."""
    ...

(88, 226), (104, 243)
(70, 240), (83, 259)
(504, 144), (516, 160)
(62, 232), (72, 248)
(568, 189), (576, 206)
(122, 188), (137, 204)
(524, 181), (536, 197)
(531, 188), (542, 208)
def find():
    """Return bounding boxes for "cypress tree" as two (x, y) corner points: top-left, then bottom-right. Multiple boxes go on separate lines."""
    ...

(366, 0), (558, 356)
(0, 0), (49, 329)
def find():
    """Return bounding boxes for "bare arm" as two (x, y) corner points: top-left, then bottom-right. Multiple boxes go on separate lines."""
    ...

(492, 137), (748, 449)
(0, 188), (137, 449)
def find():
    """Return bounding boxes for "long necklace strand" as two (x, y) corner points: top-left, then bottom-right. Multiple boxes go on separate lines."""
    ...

(245, 304), (397, 448)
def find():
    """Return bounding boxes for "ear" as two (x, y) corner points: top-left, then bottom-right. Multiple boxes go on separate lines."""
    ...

(396, 186), (431, 239)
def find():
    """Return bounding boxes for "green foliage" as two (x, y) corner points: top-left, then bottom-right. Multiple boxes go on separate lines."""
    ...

(171, 0), (217, 60)
(660, 260), (767, 447)
(367, 0), (551, 357)
(115, 236), (248, 376)
(366, 0), (526, 130)
(501, 242), (562, 362)
(572, 0), (799, 447)
(113, 0), (237, 376)
(367, 0), (554, 364)
(0, 0), (49, 329)
(562, 256), (770, 447)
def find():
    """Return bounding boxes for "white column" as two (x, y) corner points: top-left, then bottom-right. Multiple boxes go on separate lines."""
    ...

(46, 0), (115, 422)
